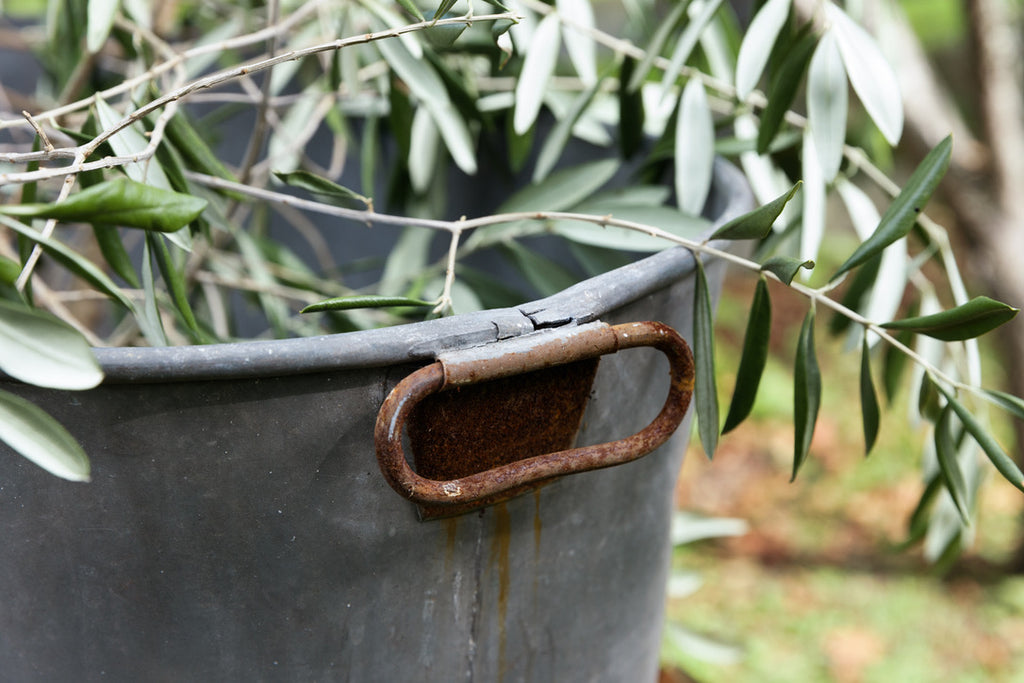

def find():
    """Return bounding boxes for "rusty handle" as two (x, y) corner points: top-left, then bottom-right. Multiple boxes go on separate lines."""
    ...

(374, 321), (695, 508)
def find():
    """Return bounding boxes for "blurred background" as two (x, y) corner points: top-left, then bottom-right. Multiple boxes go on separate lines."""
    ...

(661, 0), (1024, 680)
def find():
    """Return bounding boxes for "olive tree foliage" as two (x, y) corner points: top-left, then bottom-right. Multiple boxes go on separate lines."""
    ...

(0, 0), (1020, 561)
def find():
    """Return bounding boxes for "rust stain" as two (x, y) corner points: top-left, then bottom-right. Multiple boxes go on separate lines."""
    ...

(489, 503), (511, 682)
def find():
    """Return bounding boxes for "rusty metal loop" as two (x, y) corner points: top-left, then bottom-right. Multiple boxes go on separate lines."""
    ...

(374, 321), (695, 509)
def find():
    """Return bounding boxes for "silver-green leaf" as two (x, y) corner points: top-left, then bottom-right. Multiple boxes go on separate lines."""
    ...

(0, 299), (103, 390)
(694, 258), (719, 459)
(792, 307), (821, 481)
(831, 135), (951, 281)
(735, 0), (791, 99)
(0, 390), (91, 482)
(0, 178), (207, 232)
(722, 276), (771, 433)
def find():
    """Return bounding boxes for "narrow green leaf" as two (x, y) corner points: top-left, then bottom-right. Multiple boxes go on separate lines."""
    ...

(432, 0), (458, 21)
(627, 1), (689, 93)
(901, 475), (943, 548)
(86, 0), (119, 54)
(882, 328), (913, 403)
(723, 276), (771, 433)
(301, 295), (433, 313)
(934, 403), (971, 522)
(800, 127), (826, 266)
(832, 136), (952, 281)
(274, 169), (371, 209)
(147, 233), (199, 335)
(756, 30), (817, 154)
(675, 79), (714, 215)
(860, 334), (880, 454)
(619, 56), (646, 158)
(501, 242), (579, 297)
(735, 0), (791, 99)
(694, 258), (719, 459)
(93, 225), (140, 287)
(533, 65), (611, 183)
(825, 3), (903, 145)
(980, 389), (1024, 423)
(806, 30), (847, 182)
(424, 22), (467, 47)
(709, 182), (801, 241)
(139, 236), (168, 346)
(0, 299), (103, 390)
(659, 0), (726, 102)
(0, 178), (207, 232)
(760, 255), (814, 285)
(408, 107), (441, 194)
(937, 403), (966, 520)
(552, 203), (709, 252)
(792, 307), (821, 481)
(828, 252), (882, 336)
(164, 110), (238, 185)
(0, 255), (20, 286)
(514, 14), (561, 135)
(881, 296), (1018, 341)
(0, 390), (90, 482)
(499, 158), (619, 213)
(935, 382), (1024, 493)
(0, 215), (135, 311)
(557, 0), (598, 86)
(397, 0), (425, 21)
(377, 34), (477, 175)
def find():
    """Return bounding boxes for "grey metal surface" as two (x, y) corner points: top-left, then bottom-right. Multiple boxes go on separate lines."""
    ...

(91, 159), (750, 383)
(0, 161), (751, 682)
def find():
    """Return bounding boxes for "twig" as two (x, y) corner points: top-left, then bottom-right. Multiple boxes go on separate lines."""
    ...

(21, 111), (54, 152)
(0, 11), (520, 186)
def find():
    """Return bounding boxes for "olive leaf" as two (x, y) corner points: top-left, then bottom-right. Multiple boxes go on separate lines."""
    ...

(880, 296), (1018, 341)
(273, 170), (372, 209)
(825, 2), (903, 145)
(618, 56), (646, 158)
(0, 390), (91, 482)
(707, 182), (801, 241)
(806, 29), (847, 182)
(302, 295), (433, 313)
(694, 258), (719, 459)
(792, 307), (821, 481)
(860, 335), (880, 454)
(0, 214), (135, 311)
(627, 1), (689, 93)
(659, 0), (726, 102)
(676, 79), (715, 216)
(832, 135), (951, 281)
(0, 178), (207, 232)
(723, 276), (771, 434)
(980, 389), (1024, 422)
(534, 65), (612, 182)
(761, 255), (814, 285)
(934, 382), (1024, 493)
(735, 0), (792, 99)
(0, 299), (103, 390)
(934, 402), (970, 523)
(147, 233), (200, 336)
(757, 30), (817, 154)
(514, 13), (561, 135)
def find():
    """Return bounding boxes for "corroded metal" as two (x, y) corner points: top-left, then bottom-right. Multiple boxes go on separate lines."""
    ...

(374, 321), (695, 518)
